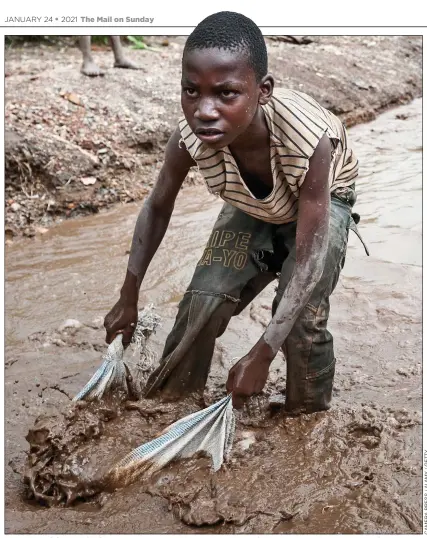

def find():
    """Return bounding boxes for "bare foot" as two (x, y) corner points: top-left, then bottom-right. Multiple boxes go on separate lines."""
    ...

(113, 58), (140, 70)
(81, 60), (105, 77)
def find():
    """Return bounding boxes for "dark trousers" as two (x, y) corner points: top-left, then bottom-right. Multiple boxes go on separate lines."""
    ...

(145, 193), (361, 414)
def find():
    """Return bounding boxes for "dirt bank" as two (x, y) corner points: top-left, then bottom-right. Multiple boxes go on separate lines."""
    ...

(4, 35), (422, 239)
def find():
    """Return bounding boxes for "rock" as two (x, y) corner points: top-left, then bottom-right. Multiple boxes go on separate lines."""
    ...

(236, 431), (256, 451)
(58, 319), (83, 331)
(23, 228), (36, 238)
(354, 80), (370, 90)
(80, 177), (97, 186)
(5, 226), (17, 239)
(10, 202), (21, 212)
(61, 92), (84, 107)
(90, 316), (104, 329)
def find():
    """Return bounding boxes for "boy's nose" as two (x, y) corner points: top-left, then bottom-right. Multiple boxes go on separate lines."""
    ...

(194, 98), (220, 121)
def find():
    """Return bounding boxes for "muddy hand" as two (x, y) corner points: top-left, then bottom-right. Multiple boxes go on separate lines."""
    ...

(226, 344), (273, 409)
(104, 298), (138, 347)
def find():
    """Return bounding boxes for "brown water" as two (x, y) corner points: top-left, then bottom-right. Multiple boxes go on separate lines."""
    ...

(5, 100), (422, 533)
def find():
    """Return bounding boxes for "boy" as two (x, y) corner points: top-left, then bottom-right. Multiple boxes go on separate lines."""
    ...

(79, 36), (140, 76)
(104, 12), (366, 412)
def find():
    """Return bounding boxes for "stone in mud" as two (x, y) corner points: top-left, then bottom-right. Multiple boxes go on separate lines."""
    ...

(58, 319), (83, 332)
(89, 316), (104, 329)
(235, 431), (256, 452)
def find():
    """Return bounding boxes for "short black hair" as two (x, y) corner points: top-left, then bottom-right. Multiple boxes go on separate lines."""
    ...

(183, 11), (268, 82)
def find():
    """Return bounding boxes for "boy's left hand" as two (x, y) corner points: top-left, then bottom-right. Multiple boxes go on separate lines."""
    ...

(226, 340), (275, 409)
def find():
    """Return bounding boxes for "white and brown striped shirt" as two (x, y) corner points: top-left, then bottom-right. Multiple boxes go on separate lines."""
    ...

(178, 88), (358, 224)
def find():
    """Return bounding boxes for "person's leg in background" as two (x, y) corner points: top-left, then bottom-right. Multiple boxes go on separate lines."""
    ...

(79, 36), (104, 76)
(109, 36), (140, 70)
(79, 36), (140, 76)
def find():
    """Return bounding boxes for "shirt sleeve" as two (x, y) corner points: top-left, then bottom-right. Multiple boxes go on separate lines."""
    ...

(271, 91), (340, 193)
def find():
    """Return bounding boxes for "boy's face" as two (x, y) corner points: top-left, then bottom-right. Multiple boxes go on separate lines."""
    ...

(181, 48), (267, 149)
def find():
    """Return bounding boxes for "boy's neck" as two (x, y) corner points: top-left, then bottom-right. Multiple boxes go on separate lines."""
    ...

(229, 106), (269, 153)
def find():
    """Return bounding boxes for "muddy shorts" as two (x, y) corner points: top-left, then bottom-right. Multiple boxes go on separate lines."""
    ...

(145, 185), (368, 413)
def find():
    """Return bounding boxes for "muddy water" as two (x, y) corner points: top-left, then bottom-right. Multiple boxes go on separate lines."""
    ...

(5, 99), (422, 533)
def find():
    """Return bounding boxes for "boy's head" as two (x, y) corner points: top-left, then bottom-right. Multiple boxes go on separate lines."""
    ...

(184, 11), (268, 82)
(181, 11), (274, 149)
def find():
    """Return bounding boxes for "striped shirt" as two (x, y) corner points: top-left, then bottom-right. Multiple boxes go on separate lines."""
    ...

(178, 88), (358, 224)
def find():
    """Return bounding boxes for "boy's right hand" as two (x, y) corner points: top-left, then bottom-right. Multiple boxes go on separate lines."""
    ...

(104, 298), (138, 347)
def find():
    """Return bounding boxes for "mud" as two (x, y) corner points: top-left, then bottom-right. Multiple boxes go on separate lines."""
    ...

(148, 405), (421, 533)
(5, 99), (422, 533)
(21, 380), (421, 532)
(4, 35), (422, 238)
(22, 395), (203, 507)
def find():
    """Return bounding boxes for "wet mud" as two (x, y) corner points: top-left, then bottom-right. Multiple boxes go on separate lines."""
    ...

(22, 394), (203, 507)
(5, 100), (422, 533)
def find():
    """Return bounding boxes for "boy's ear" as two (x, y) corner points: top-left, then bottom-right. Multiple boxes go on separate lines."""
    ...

(258, 74), (275, 105)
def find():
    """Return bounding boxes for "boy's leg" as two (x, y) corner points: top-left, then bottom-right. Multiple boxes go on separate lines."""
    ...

(144, 204), (277, 399)
(272, 197), (352, 414)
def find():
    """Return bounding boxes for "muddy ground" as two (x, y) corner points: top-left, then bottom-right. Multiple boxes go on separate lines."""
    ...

(4, 35), (422, 239)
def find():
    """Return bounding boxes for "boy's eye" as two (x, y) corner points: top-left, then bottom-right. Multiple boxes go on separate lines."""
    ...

(184, 88), (198, 97)
(221, 90), (238, 98)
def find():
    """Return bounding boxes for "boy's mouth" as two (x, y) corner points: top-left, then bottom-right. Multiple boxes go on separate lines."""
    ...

(195, 127), (225, 143)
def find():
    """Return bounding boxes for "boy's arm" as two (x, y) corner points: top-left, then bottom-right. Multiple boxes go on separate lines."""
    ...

(226, 134), (332, 408)
(104, 127), (195, 344)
